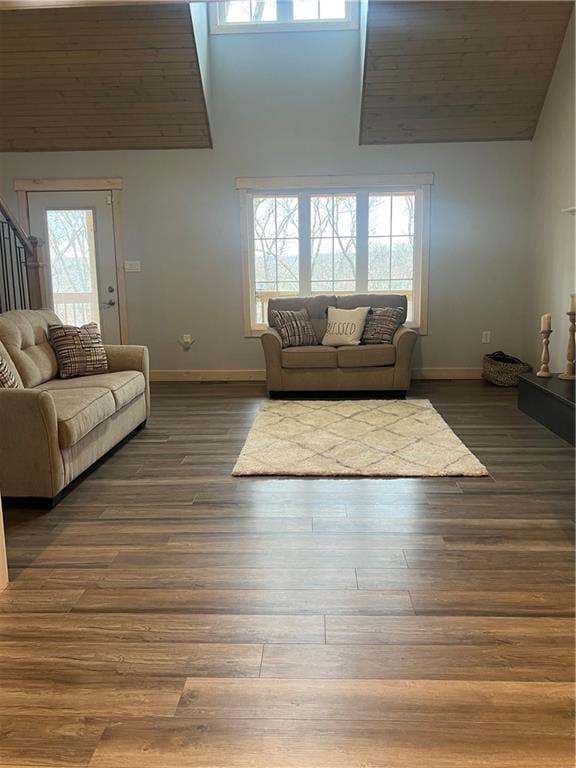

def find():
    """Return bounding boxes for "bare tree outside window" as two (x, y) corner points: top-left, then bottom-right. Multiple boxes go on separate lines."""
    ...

(368, 193), (415, 296)
(311, 194), (356, 292)
(253, 196), (299, 323)
(250, 191), (417, 324)
(46, 209), (101, 327)
(213, 0), (354, 32)
(222, 0), (277, 22)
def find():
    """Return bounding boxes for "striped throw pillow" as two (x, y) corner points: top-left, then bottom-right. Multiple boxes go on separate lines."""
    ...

(361, 307), (405, 345)
(0, 356), (19, 388)
(49, 322), (109, 379)
(269, 308), (318, 348)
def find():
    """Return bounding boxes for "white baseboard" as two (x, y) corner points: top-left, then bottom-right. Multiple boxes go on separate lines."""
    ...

(150, 368), (483, 382)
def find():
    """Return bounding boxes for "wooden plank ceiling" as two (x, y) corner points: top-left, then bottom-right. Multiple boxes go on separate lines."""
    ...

(0, 1), (197, 6)
(0, 2), (212, 151)
(361, 1), (574, 144)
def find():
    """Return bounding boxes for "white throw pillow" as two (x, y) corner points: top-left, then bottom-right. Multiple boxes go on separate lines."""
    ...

(322, 306), (370, 346)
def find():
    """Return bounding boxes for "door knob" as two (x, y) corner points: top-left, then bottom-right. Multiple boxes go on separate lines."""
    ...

(102, 299), (116, 307)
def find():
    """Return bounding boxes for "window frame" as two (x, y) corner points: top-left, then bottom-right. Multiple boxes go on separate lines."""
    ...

(209, 0), (359, 34)
(238, 174), (433, 338)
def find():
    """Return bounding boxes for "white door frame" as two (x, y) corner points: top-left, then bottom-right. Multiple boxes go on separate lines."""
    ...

(15, 178), (129, 344)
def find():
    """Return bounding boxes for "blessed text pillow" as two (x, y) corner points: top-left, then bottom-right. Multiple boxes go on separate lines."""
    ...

(322, 306), (370, 347)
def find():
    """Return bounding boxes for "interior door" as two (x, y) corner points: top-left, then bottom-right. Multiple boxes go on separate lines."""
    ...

(28, 190), (121, 344)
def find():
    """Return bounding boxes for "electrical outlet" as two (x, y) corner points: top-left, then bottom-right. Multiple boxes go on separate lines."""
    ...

(481, 331), (491, 344)
(178, 334), (195, 351)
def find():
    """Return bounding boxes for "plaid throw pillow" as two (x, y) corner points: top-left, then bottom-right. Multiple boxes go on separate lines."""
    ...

(49, 322), (109, 379)
(0, 356), (19, 388)
(269, 308), (318, 348)
(362, 307), (405, 345)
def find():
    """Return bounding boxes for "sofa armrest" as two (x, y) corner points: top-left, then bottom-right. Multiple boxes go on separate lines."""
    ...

(104, 344), (150, 418)
(260, 330), (282, 392)
(392, 325), (418, 389)
(104, 344), (149, 375)
(0, 389), (64, 498)
(393, 325), (418, 347)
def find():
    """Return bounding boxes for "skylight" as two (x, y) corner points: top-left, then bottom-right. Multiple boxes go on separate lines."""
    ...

(294, 0), (347, 21)
(210, 0), (358, 33)
(223, 0), (277, 24)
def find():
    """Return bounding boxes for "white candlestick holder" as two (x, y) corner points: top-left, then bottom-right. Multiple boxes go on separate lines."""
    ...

(537, 329), (552, 377)
(558, 311), (576, 381)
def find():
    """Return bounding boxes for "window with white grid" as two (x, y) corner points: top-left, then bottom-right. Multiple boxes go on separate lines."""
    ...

(239, 175), (432, 333)
(210, 0), (357, 33)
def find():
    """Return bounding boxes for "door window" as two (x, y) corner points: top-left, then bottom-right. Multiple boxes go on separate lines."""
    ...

(45, 209), (101, 327)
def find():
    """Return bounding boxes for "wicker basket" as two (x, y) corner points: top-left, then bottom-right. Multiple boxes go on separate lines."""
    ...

(482, 351), (532, 387)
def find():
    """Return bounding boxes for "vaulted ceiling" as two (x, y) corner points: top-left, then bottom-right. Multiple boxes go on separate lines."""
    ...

(0, 1), (573, 151)
(0, 2), (212, 151)
(360, 1), (574, 144)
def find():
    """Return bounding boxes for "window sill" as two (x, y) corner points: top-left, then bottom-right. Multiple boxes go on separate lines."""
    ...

(245, 327), (267, 339)
(211, 20), (358, 34)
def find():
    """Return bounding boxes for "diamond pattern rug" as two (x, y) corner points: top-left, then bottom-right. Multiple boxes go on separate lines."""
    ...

(232, 399), (489, 477)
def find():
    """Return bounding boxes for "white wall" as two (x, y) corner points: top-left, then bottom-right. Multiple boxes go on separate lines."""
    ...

(0, 28), (533, 374)
(527, 14), (575, 373)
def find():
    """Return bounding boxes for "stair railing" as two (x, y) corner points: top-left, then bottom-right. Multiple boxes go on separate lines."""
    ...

(0, 195), (47, 312)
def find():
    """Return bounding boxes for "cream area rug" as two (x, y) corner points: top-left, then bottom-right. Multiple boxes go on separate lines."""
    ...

(232, 399), (489, 478)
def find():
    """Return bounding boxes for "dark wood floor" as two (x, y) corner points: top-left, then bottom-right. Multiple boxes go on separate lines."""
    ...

(1, 381), (574, 768)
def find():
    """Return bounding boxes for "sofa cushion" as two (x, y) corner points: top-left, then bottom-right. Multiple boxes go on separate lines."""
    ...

(49, 322), (109, 379)
(37, 370), (145, 410)
(362, 307), (405, 345)
(49, 387), (116, 448)
(0, 340), (22, 388)
(0, 355), (19, 388)
(337, 344), (396, 368)
(281, 345), (337, 369)
(0, 309), (60, 387)
(322, 306), (370, 347)
(269, 308), (318, 348)
(268, 295), (335, 344)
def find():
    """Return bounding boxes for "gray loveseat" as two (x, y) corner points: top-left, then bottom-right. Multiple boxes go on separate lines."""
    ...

(260, 294), (417, 395)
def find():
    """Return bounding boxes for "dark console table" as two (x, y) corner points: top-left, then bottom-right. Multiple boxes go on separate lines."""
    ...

(518, 373), (575, 445)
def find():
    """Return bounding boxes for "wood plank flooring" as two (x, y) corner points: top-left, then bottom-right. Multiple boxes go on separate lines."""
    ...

(1, 381), (574, 768)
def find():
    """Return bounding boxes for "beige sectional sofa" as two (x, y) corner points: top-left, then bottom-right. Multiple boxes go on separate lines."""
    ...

(0, 309), (149, 505)
(261, 294), (417, 395)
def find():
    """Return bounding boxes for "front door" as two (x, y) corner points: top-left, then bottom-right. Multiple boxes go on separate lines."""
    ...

(28, 190), (121, 344)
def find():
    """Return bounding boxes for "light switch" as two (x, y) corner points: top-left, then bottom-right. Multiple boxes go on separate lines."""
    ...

(124, 261), (141, 273)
